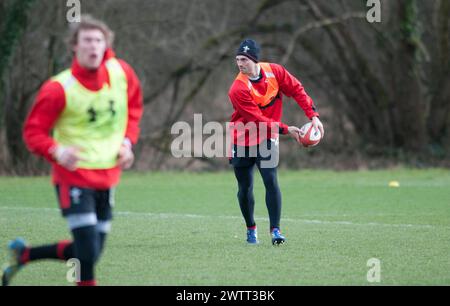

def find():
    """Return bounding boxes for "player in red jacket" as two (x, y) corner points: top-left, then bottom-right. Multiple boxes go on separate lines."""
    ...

(2, 15), (143, 286)
(229, 39), (324, 245)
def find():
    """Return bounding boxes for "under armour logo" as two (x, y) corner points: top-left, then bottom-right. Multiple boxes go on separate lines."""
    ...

(243, 46), (250, 53)
(109, 100), (116, 117)
(87, 107), (97, 123)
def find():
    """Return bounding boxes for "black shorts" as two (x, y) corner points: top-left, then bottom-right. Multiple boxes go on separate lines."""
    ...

(55, 185), (114, 221)
(229, 139), (279, 168)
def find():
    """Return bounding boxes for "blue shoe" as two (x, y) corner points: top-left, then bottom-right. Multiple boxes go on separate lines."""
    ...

(1, 238), (27, 286)
(246, 228), (259, 244)
(271, 228), (286, 245)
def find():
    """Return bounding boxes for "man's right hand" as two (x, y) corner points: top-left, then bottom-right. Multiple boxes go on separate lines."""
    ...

(288, 126), (301, 143)
(51, 146), (85, 171)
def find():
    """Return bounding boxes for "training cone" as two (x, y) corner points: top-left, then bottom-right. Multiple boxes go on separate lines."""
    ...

(388, 181), (400, 188)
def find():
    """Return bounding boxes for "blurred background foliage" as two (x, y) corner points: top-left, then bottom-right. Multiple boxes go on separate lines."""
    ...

(0, 0), (449, 174)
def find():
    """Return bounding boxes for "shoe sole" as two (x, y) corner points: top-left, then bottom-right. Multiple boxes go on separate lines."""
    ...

(272, 238), (285, 245)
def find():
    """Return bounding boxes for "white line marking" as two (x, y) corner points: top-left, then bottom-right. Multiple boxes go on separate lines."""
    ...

(0, 206), (447, 230)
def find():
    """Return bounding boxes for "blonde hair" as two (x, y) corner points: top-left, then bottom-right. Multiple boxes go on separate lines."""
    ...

(67, 15), (115, 50)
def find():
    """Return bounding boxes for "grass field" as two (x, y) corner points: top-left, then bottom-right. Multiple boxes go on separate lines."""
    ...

(0, 169), (449, 286)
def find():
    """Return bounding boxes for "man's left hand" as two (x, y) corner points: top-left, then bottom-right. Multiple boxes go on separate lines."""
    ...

(311, 116), (324, 139)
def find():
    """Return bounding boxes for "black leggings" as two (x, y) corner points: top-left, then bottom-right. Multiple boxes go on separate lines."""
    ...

(234, 164), (282, 230)
(25, 226), (107, 283)
(71, 225), (107, 282)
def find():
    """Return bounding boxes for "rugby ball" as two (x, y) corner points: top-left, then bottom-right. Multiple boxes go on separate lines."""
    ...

(299, 122), (321, 147)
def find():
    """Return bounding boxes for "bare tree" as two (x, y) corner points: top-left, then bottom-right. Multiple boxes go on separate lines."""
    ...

(1, 0), (448, 174)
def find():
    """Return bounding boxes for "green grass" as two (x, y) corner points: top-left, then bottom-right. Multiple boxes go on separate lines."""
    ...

(0, 169), (449, 285)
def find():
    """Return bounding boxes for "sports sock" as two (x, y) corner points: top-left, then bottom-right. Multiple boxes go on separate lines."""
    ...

(77, 280), (97, 286)
(72, 225), (99, 283)
(98, 232), (107, 255)
(20, 240), (73, 264)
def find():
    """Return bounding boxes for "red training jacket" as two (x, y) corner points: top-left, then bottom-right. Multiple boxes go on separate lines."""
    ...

(228, 63), (318, 146)
(23, 49), (143, 189)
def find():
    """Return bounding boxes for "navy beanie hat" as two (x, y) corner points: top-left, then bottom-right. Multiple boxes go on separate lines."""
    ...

(236, 39), (260, 63)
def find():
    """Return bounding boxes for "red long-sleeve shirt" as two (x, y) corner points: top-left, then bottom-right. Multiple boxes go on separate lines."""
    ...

(228, 63), (318, 146)
(23, 49), (143, 189)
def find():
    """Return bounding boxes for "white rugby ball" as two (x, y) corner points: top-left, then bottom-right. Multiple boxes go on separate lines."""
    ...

(299, 122), (321, 147)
